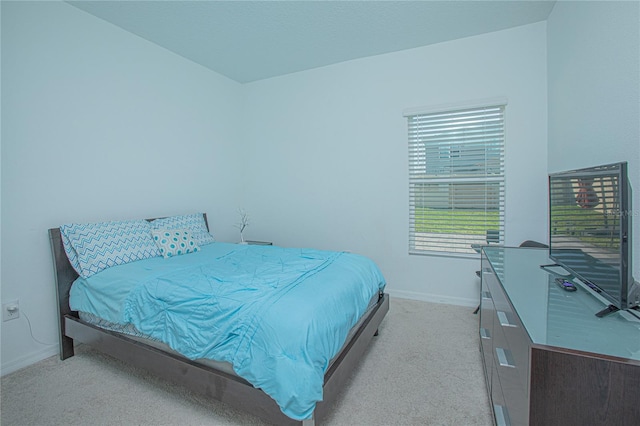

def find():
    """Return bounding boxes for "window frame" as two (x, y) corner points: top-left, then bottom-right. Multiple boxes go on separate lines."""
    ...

(405, 98), (507, 257)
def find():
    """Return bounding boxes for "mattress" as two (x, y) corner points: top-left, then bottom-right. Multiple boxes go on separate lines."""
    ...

(69, 242), (386, 420)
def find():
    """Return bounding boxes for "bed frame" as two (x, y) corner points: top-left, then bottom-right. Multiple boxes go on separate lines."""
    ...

(48, 215), (389, 426)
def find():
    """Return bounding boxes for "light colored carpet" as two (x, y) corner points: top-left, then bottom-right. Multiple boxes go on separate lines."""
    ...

(1, 297), (492, 425)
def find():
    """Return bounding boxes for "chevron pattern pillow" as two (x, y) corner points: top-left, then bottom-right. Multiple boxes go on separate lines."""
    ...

(60, 230), (83, 277)
(151, 229), (200, 258)
(150, 213), (215, 246)
(60, 220), (160, 278)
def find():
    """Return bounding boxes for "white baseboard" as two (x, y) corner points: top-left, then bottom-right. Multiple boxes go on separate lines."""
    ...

(386, 288), (478, 308)
(1, 345), (59, 377)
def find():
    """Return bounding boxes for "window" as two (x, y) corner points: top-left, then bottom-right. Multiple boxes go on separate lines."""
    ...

(406, 101), (505, 256)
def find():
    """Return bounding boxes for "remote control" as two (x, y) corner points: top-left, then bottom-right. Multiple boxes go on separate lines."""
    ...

(555, 278), (577, 292)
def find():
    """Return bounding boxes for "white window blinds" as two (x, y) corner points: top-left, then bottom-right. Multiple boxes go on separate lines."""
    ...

(407, 103), (505, 255)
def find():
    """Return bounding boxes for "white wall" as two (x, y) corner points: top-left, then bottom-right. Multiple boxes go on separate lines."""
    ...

(242, 23), (548, 305)
(1, 2), (244, 374)
(547, 1), (640, 282)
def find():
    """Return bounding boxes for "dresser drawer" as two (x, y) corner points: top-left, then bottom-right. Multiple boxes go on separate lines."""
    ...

(487, 274), (530, 425)
(495, 309), (530, 392)
(490, 362), (512, 426)
(479, 271), (496, 393)
(492, 325), (528, 425)
(500, 313), (530, 396)
(480, 250), (529, 426)
(479, 309), (495, 393)
(487, 275), (530, 395)
(479, 289), (495, 351)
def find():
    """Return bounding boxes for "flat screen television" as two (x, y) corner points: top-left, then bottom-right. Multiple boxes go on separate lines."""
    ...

(548, 161), (639, 317)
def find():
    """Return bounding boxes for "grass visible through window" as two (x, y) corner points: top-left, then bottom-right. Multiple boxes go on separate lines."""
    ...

(414, 208), (500, 235)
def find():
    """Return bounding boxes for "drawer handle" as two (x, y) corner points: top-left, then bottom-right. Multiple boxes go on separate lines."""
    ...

(496, 347), (516, 368)
(481, 291), (492, 300)
(494, 404), (511, 426)
(496, 310), (517, 328)
(480, 327), (491, 339)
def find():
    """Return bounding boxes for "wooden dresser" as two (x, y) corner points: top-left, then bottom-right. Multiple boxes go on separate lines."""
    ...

(479, 246), (640, 426)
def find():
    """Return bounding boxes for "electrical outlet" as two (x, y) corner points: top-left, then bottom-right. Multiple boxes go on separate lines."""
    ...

(2, 300), (20, 322)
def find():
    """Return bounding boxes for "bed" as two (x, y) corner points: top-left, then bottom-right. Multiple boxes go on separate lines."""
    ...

(49, 213), (389, 425)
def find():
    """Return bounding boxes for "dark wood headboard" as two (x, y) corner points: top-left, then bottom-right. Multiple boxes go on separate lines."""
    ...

(48, 227), (79, 359)
(48, 213), (210, 360)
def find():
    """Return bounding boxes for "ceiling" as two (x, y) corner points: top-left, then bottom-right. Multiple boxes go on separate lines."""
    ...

(68, 1), (556, 83)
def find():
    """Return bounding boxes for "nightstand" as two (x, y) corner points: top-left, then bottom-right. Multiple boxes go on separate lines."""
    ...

(244, 240), (273, 246)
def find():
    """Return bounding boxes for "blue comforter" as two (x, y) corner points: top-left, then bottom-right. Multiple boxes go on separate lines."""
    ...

(69, 242), (386, 420)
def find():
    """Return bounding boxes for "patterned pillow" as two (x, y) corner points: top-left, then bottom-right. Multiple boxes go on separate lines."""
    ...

(151, 229), (200, 258)
(149, 213), (215, 246)
(60, 230), (83, 277)
(60, 220), (161, 278)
